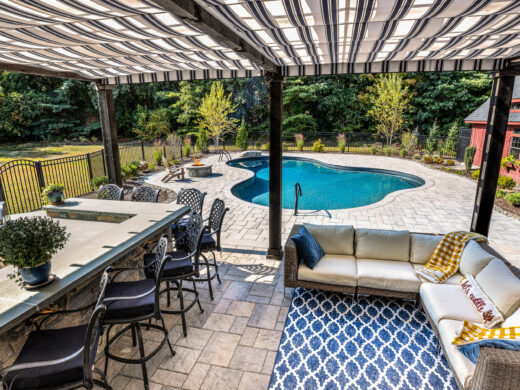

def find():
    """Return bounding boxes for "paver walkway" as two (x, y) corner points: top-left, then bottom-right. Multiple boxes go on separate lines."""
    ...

(100, 152), (520, 389)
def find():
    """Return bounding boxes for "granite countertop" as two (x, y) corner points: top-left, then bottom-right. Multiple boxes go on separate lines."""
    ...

(0, 198), (189, 334)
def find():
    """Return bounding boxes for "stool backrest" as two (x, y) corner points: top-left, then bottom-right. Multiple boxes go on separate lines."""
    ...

(176, 188), (206, 215)
(98, 184), (124, 201)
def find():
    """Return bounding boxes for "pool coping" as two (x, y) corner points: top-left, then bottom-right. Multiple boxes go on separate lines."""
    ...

(224, 154), (435, 213)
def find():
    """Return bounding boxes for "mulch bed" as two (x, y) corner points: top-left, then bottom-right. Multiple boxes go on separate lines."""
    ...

(495, 197), (520, 219)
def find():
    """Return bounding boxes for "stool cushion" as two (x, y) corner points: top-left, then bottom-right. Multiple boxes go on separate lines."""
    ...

(161, 250), (194, 278)
(4, 325), (95, 389)
(200, 232), (216, 250)
(104, 279), (156, 320)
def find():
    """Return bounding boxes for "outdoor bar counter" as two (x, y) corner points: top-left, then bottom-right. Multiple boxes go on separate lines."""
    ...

(0, 198), (189, 336)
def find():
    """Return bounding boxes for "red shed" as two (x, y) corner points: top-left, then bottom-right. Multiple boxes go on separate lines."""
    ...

(465, 78), (520, 182)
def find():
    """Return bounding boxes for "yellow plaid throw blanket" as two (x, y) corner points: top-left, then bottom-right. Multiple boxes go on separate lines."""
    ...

(452, 320), (520, 345)
(415, 231), (487, 283)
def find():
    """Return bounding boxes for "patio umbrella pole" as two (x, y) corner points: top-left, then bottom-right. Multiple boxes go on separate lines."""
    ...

(471, 71), (515, 236)
(267, 71), (285, 260)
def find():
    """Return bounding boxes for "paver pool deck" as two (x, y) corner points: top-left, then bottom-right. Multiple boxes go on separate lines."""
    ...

(100, 152), (520, 389)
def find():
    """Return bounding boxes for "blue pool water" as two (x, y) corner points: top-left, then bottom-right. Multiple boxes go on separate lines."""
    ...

(229, 157), (424, 210)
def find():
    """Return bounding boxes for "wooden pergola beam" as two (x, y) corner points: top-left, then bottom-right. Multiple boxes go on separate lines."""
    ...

(152, 0), (278, 72)
(0, 62), (96, 82)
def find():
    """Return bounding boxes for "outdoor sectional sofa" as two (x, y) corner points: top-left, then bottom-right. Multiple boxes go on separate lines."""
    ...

(284, 224), (520, 390)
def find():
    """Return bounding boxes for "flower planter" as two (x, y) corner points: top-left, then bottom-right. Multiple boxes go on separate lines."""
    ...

(46, 190), (64, 205)
(19, 261), (51, 286)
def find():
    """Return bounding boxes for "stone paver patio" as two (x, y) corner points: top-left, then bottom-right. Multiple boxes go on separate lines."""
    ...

(99, 152), (520, 389)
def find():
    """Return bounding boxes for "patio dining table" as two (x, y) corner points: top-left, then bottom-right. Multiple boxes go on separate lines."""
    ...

(0, 198), (189, 335)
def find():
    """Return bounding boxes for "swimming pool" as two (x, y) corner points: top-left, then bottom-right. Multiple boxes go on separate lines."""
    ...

(228, 156), (425, 210)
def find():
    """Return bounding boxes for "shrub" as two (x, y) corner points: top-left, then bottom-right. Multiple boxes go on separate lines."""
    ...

(446, 159), (455, 166)
(153, 149), (162, 165)
(472, 169), (480, 179)
(196, 127), (210, 153)
(426, 122), (440, 154)
(464, 146), (476, 173)
(338, 142), (346, 153)
(496, 189), (507, 199)
(337, 133), (346, 153)
(455, 170), (464, 176)
(423, 155), (433, 164)
(369, 145), (379, 155)
(498, 175), (516, 190)
(264, 142), (270, 150)
(505, 192), (520, 207)
(183, 143), (191, 157)
(255, 141), (262, 149)
(0, 216), (70, 285)
(92, 176), (109, 190)
(148, 163), (156, 170)
(312, 139), (324, 152)
(414, 154), (421, 160)
(401, 132), (418, 154)
(121, 160), (140, 180)
(399, 149), (408, 158)
(282, 142), (289, 152)
(435, 157), (444, 164)
(383, 146), (392, 156)
(235, 118), (249, 151)
(295, 133), (305, 151)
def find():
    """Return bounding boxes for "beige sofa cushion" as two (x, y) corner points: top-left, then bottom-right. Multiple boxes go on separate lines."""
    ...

(502, 307), (520, 328)
(298, 254), (357, 287)
(420, 283), (482, 325)
(476, 259), (520, 317)
(357, 259), (421, 292)
(410, 233), (442, 264)
(459, 240), (494, 276)
(355, 228), (410, 261)
(304, 223), (354, 255)
(412, 264), (463, 285)
(438, 319), (476, 388)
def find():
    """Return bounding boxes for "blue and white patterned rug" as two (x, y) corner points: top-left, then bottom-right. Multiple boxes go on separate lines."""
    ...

(269, 288), (457, 390)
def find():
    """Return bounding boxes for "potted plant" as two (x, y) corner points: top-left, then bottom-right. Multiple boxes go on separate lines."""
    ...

(42, 183), (65, 205)
(0, 216), (69, 287)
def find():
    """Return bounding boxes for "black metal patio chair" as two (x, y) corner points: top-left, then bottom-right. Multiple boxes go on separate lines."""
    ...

(0, 272), (111, 390)
(176, 188), (206, 216)
(198, 198), (229, 300)
(131, 186), (160, 203)
(144, 215), (205, 337)
(98, 184), (124, 201)
(102, 235), (175, 390)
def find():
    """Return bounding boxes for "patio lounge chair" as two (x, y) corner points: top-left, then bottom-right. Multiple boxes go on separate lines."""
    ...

(284, 224), (520, 390)
(161, 157), (184, 182)
(0, 272), (111, 390)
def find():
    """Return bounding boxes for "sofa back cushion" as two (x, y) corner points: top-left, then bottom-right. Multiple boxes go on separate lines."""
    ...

(355, 228), (410, 261)
(410, 234), (442, 264)
(304, 223), (355, 255)
(459, 240), (494, 276)
(476, 259), (520, 317)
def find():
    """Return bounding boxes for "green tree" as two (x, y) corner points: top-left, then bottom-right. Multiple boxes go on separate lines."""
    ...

(366, 74), (411, 145)
(283, 113), (317, 139)
(444, 122), (459, 156)
(197, 81), (239, 150)
(133, 107), (171, 141)
(426, 122), (441, 154)
(235, 118), (249, 150)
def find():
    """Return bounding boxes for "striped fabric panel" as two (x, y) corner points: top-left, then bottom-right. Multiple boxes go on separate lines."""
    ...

(1, 0), (520, 83)
(452, 320), (520, 345)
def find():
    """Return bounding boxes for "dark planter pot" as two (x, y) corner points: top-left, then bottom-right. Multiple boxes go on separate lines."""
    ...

(46, 190), (64, 205)
(19, 261), (51, 286)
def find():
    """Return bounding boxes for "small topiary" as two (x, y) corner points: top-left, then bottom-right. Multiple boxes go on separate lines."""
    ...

(413, 154), (421, 160)
(446, 159), (455, 166)
(399, 149), (408, 158)
(498, 175), (516, 190)
(505, 192), (520, 207)
(472, 169), (480, 179)
(423, 155), (433, 164)
(312, 139), (325, 152)
(464, 145), (476, 173)
(338, 142), (346, 153)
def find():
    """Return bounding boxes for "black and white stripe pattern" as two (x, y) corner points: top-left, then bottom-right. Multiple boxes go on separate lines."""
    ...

(1, 0), (519, 84)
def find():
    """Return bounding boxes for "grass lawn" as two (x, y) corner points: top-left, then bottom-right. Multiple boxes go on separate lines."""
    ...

(0, 143), (103, 164)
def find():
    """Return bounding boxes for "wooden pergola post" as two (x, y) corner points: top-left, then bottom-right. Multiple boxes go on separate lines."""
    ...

(94, 83), (122, 187)
(471, 72), (515, 236)
(267, 71), (285, 260)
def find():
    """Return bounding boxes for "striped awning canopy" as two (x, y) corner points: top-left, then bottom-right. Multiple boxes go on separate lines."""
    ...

(1, 0), (520, 84)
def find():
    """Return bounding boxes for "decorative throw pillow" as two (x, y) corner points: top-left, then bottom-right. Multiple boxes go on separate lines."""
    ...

(291, 225), (324, 270)
(460, 275), (504, 328)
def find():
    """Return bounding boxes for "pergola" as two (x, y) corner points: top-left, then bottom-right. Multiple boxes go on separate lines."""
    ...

(2, 0), (520, 259)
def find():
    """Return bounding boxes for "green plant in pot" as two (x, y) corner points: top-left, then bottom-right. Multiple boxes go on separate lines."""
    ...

(42, 183), (65, 205)
(0, 216), (70, 287)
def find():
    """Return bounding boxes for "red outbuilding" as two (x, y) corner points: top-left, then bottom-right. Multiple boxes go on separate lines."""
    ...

(465, 78), (520, 182)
